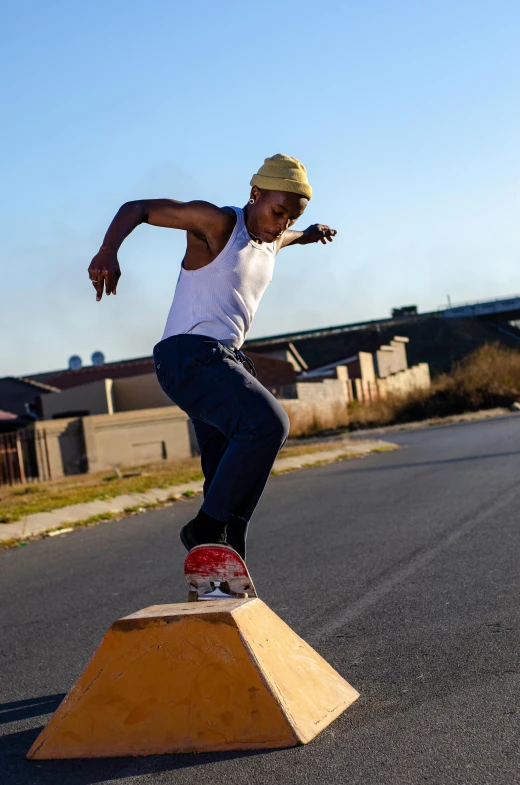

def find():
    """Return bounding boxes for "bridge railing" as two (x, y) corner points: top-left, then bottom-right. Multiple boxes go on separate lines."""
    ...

(438, 294), (520, 314)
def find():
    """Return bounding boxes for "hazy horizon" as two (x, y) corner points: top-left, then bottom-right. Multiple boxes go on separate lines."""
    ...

(3, 0), (519, 377)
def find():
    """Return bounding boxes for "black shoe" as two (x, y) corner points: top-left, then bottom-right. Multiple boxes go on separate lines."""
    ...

(180, 509), (227, 552)
(226, 515), (249, 561)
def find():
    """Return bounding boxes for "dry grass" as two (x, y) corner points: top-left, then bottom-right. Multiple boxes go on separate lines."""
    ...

(281, 343), (520, 436)
(349, 343), (520, 429)
(0, 458), (204, 524)
(0, 441), (356, 524)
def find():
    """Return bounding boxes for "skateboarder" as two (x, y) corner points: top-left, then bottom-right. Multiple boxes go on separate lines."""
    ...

(88, 154), (336, 561)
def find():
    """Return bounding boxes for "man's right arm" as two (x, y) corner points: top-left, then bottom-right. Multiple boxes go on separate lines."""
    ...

(88, 199), (229, 301)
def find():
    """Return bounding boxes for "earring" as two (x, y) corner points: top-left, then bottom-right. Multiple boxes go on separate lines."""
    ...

(249, 198), (255, 205)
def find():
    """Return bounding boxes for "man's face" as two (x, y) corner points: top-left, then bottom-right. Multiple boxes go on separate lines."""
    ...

(249, 188), (308, 242)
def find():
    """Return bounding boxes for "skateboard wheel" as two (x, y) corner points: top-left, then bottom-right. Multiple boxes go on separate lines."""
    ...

(187, 590), (198, 603)
(236, 592), (248, 599)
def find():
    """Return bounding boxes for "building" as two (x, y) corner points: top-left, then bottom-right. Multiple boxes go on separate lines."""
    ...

(25, 352), (296, 420)
(1, 313), (448, 483)
(4, 294), (519, 484)
(0, 377), (59, 431)
(0, 352), (298, 483)
(243, 293), (520, 376)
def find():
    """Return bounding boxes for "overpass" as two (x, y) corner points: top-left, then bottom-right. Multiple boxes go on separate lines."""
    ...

(439, 294), (520, 321)
(245, 294), (520, 351)
(244, 293), (520, 375)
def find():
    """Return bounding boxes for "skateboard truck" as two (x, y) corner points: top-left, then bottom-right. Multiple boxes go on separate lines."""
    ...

(187, 581), (249, 602)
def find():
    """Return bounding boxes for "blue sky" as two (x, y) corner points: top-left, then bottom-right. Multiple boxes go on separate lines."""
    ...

(2, 0), (519, 376)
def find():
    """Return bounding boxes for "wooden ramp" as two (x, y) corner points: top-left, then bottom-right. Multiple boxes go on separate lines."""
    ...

(27, 598), (359, 758)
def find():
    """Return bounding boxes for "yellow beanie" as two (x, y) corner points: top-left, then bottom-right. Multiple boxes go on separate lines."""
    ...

(250, 153), (312, 200)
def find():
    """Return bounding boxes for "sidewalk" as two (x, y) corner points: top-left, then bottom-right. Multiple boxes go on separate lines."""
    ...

(0, 439), (397, 546)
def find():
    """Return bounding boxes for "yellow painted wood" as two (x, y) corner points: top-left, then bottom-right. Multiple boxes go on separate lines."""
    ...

(27, 598), (359, 759)
(234, 601), (360, 744)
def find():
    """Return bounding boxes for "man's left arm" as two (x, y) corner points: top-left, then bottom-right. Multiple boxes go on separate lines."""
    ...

(279, 224), (337, 249)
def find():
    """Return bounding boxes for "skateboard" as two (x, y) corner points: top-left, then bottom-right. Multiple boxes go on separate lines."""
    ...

(184, 544), (257, 602)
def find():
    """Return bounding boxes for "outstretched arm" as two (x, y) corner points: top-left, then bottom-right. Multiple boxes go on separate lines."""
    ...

(88, 199), (231, 301)
(279, 224), (337, 249)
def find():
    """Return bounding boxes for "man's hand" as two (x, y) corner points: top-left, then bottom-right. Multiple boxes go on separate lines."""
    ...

(279, 223), (338, 249)
(88, 247), (121, 301)
(302, 224), (337, 244)
(87, 198), (233, 299)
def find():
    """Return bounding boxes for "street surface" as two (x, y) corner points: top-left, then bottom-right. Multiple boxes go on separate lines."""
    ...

(1, 415), (519, 784)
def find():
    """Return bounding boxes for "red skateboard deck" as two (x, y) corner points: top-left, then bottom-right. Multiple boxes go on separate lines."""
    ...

(184, 544), (257, 601)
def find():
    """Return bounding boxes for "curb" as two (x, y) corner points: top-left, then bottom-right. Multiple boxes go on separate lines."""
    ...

(0, 439), (397, 546)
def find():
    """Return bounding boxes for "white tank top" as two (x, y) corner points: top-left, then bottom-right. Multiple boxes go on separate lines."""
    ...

(161, 206), (277, 349)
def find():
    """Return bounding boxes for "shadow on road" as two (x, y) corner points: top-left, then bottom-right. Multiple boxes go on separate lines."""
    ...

(0, 695), (66, 725)
(1, 697), (288, 785)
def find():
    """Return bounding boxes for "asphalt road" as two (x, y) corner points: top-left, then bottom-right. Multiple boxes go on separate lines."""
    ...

(1, 415), (519, 784)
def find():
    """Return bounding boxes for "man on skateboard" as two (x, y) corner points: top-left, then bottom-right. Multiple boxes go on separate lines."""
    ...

(88, 154), (336, 561)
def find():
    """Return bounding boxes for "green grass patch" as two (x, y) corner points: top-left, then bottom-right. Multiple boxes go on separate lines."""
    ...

(0, 442), (362, 524)
(0, 440), (396, 525)
(76, 512), (119, 525)
(0, 457), (204, 524)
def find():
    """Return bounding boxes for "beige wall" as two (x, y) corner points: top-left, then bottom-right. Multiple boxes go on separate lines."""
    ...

(112, 373), (173, 412)
(292, 363), (357, 405)
(83, 406), (194, 473)
(279, 397), (349, 438)
(375, 346), (398, 377)
(374, 341), (410, 378)
(354, 378), (379, 403)
(374, 347), (391, 378)
(377, 363), (431, 399)
(33, 406), (194, 477)
(333, 365), (353, 403)
(294, 378), (347, 404)
(390, 338), (409, 372)
(40, 373), (175, 419)
(358, 352), (376, 382)
(34, 417), (86, 478)
(42, 379), (113, 419)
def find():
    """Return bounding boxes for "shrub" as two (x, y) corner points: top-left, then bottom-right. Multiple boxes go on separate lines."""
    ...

(349, 343), (520, 429)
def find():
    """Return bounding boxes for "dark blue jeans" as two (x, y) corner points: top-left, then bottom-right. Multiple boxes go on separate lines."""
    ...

(153, 334), (290, 526)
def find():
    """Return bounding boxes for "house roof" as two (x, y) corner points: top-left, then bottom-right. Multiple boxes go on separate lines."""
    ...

(24, 351), (296, 392)
(0, 409), (19, 421)
(41, 357), (158, 390)
(0, 377), (58, 419)
(247, 352), (295, 387)
(16, 377), (60, 392)
(246, 316), (520, 376)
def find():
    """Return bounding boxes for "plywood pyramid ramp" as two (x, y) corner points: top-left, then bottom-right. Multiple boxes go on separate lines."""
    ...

(28, 598), (359, 759)
(235, 599), (359, 745)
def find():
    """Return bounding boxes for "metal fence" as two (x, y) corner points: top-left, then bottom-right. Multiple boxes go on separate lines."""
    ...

(0, 429), (52, 486)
